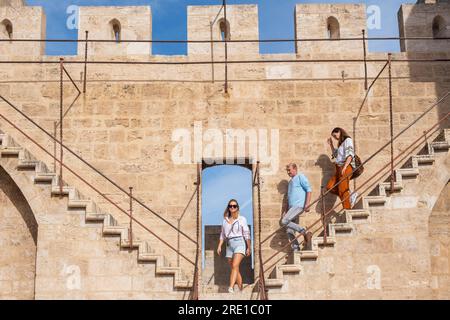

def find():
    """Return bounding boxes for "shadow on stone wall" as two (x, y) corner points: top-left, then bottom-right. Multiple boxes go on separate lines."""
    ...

(0, 165), (38, 244)
(402, 3), (450, 131)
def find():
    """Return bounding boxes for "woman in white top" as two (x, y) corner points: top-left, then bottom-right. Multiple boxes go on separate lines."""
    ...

(326, 127), (358, 209)
(217, 199), (251, 293)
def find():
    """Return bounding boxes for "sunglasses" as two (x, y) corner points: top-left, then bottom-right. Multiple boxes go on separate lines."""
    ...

(228, 204), (238, 209)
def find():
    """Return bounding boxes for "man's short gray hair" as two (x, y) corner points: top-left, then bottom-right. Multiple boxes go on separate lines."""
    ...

(286, 163), (297, 170)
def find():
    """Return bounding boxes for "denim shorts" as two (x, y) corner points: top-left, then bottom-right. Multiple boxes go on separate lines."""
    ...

(226, 237), (246, 258)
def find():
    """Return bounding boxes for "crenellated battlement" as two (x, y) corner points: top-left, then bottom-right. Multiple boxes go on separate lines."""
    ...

(398, 0), (450, 52)
(187, 4), (259, 57)
(294, 3), (367, 55)
(0, 1), (45, 58)
(76, 6), (152, 57)
(0, 1), (449, 58)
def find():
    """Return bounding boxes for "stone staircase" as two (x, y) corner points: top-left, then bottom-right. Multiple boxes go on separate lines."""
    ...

(1, 126), (448, 299)
(0, 130), (193, 292)
(263, 128), (450, 290)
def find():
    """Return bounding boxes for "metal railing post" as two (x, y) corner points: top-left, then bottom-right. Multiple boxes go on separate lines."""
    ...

(83, 31), (88, 94)
(321, 186), (327, 244)
(191, 163), (201, 300)
(362, 29), (368, 91)
(129, 187), (133, 249)
(223, 0), (228, 94)
(256, 162), (268, 300)
(388, 53), (395, 192)
(53, 121), (57, 173)
(59, 57), (64, 197)
(210, 22), (215, 83)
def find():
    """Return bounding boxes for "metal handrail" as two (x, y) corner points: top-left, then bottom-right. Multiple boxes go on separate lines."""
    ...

(1, 58), (450, 66)
(0, 94), (197, 244)
(190, 164), (201, 300)
(262, 111), (449, 269)
(261, 92), (450, 246)
(1, 36), (450, 43)
(0, 111), (196, 266)
(54, 62), (81, 128)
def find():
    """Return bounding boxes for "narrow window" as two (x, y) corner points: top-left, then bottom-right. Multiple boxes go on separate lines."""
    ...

(218, 19), (230, 41)
(327, 16), (340, 40)
(432, 15), (446, 39)
(1, 19), (13, 40)
(109, 19), (121, 43)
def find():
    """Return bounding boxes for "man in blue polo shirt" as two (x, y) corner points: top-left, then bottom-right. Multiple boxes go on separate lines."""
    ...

(281, 163), (313, 251)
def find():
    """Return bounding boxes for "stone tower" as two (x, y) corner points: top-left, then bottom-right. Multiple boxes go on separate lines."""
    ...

(295, 3), (367, 56)
(187, 5), (259, 57)
(0, 0), (46, 57)
(77, 6), (152, 57)
(0, 0), (25, 7)
(398, 0), (450, 52)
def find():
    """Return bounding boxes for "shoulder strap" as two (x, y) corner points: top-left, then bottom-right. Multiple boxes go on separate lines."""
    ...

(226, 220), (239, 239)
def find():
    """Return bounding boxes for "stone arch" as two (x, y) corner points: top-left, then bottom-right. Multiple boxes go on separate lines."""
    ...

(432, 15), (446, 38)
(428, 180), (449, 299)
(0, 165), (38, 299)
(218, 18), (231, 41)
(109, 18), (121, 43)
(326, 16), (340, 40)
(0, 19), (13, 40)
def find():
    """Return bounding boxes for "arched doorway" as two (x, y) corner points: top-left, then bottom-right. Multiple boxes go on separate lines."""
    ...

(201, 159), (255, 290)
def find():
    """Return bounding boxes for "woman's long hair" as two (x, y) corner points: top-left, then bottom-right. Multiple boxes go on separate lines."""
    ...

(223, 199), (240, 219)
(331, 127), (351, 147)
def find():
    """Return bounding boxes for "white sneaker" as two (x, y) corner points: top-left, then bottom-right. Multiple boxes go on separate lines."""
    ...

(228, 287), (234, 293)
(350, 192), (358, 208)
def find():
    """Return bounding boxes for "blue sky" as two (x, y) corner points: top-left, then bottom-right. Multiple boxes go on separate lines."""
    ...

(25, 0), (417, 55)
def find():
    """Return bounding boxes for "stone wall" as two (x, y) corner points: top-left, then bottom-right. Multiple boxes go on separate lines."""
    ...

(0, 1), (449, 299)
(268, 149), (449, 299)
(0, 157), (187, 300)
(77, 6), (152, 57)
(0, 54), (449, 279)
(429, 181), (449, 299)
(0, 166), (37, 300)
(187, 5), (259, 57)
(399, 1), (450, 52)
(295, 4), (367, 55)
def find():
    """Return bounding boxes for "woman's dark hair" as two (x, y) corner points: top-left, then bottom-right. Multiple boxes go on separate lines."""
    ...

(331, 127), (351, 146)
(223, 199), (240, 218)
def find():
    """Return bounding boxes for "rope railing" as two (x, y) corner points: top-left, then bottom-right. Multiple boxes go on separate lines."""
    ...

(1, 36), (450, 43)
(262, 111), (449, 270)
(0, 110), (196, 266)
(1, 58), (450, 65)
(0, 94), (197, 245)
(254, 162), (268, 300)
(190, 164), (201, 300)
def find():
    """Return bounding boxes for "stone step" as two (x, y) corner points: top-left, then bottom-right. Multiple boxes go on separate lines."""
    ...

(413, 154), (435, 165)
(430, 141), (449, 151)
(396, 168), (419, 177)
(332, 223), (353, 233)
(0, 129), (192, 292)
(346, 209), (370, 220)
